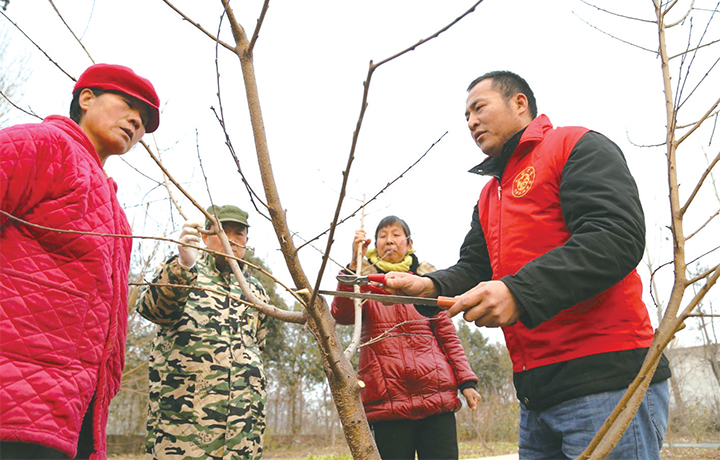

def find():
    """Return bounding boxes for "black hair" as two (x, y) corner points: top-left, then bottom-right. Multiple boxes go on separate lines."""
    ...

(69, 88), (108, 124)
(374, 215), (411, 241)
(467, 70), (538, 119)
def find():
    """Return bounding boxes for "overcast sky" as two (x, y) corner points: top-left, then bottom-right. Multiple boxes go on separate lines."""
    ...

(2, 0), (718, 345)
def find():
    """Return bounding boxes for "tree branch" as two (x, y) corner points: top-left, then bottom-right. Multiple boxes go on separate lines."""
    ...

(665, 0), (695, 28)
(297, 132), (448, 252)
(161, 0), (235, 52)
(132, 281), (305, 323)
(578, 0), (655, 23)
(46, 0), (94, 64)
(679, 148), (720, 215)
(677, 95), (720, 145)
(0, 88), (41, 120)
(686, 262), (720, 285)
(249, 0), (270, 53)
(571, 10), (657, 54)
(0, 9), (75, 81)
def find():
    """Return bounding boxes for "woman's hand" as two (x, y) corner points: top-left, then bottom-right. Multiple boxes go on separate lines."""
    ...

(349, 229), (371, 271)
(462, 387), (482, 411)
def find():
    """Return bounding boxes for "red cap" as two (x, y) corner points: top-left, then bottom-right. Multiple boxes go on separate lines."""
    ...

(73, 64), (160, 133)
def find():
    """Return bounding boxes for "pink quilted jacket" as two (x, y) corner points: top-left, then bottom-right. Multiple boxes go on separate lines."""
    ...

(0, 116), (133, 459)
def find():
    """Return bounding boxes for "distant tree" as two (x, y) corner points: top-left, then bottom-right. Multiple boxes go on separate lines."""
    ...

(0, 25), (29, 127)
(456, 322), (512, 396)
(455, 323), (515, 448)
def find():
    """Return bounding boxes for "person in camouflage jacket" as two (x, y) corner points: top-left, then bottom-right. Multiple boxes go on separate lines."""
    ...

(136, 205), (269, 460)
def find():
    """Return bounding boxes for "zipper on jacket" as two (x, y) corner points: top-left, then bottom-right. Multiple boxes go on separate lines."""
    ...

(497, 185), (502, 200)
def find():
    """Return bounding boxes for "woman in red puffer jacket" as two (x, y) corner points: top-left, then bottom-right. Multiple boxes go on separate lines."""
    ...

(331, 216), (480, 460)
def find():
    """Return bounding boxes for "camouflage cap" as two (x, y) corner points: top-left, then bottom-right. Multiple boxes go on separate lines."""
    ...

(206, 204), (250, 228)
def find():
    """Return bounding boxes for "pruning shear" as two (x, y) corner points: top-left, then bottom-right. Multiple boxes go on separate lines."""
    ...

(336, 273), (388, 294)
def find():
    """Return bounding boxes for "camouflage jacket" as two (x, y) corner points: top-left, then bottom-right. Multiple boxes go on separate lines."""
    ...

(136, 252), (269, 459)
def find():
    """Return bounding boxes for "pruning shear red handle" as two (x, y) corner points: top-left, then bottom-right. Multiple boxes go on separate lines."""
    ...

(336, 273), (388, 294)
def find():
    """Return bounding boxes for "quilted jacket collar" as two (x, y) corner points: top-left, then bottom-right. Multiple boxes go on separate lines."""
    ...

(43, 115), (103, 169)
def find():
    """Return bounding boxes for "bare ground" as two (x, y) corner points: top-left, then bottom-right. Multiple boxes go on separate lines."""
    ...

(109, 440), (720, 459)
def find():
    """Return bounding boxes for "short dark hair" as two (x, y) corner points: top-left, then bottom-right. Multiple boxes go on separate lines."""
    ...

(374, 215), (411, 241)
(467, 71), (537, 119)
(69, 88), (108, 124)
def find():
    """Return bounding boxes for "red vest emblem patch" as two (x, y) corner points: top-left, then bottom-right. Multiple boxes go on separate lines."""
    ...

(512, 166), (535, 197)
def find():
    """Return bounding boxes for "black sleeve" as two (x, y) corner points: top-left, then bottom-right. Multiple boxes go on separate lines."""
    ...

(424, 204), (493, 297)
(502, 131), (646, 328)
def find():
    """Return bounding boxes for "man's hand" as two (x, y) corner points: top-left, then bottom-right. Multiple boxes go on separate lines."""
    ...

(178, 221), (202, 270)
(462, 387), (482, 411)
(383, 272), (437, 298)
(448, 280), (522, 327)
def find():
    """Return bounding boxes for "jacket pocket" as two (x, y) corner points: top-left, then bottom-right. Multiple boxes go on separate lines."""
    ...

(0, 267), (89, 367)
(358, 348), (389, 406)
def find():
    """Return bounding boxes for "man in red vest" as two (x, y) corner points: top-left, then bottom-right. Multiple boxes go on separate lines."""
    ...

(385, 70), (670, 460)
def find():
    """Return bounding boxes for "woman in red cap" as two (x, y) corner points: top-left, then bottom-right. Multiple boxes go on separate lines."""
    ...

(0, 64), (159, 459)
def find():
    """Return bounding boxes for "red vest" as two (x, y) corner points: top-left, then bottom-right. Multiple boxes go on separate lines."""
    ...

(478, 115), (655, 372)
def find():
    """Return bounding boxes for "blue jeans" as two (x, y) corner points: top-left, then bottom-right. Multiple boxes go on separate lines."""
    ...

(519, 380), (669, 460)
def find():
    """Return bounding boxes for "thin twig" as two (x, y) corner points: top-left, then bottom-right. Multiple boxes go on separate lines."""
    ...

(358, 318), (439, 349)
(375, 0), (486, 67)
(160, 0), (235, 52)
(679, 148), (720, 215)
(571, 11), (657, 54)
(686, 206), (720, 240)
(677, 95), (720, 145)
(0, 9), (75, 81)
(686, 262), (720, 285)
(670, 37), (720, 59)
(46, 0), (95, 64)
(297, 132), (448, 252)
(0, 88), (41, 120)
(578, 0), (655, 23)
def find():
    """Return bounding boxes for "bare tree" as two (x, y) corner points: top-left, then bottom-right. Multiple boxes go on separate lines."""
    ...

(0, 25), (29, 126)
(576, 1), (720, 458)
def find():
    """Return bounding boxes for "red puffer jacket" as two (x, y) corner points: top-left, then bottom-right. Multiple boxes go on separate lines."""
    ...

(0, 116), (133, 459)
(331, 271), (477, 423)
